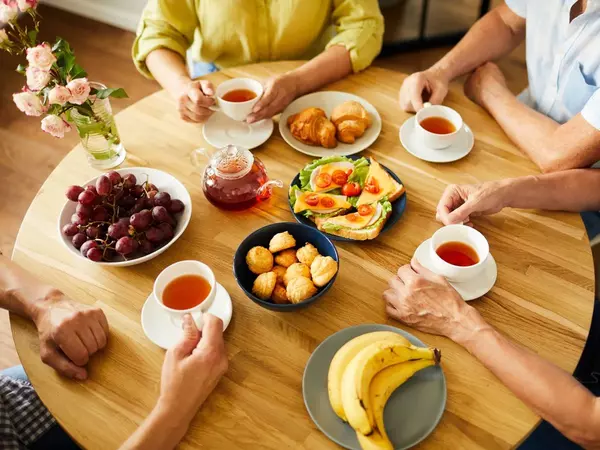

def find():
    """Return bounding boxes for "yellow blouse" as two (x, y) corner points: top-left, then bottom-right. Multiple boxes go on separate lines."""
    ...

(133, 0), (384, 78)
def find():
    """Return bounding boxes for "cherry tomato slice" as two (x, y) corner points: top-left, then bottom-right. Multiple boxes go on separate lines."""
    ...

(346, 213), (360, 222)
(364, 177), (381, 194)
(305, 194), (320, 207)
(316, 173), (332, 188)
(331, 170), (349, 186)
(358, 205), (374, 216)
(320, 197), (335, 208)
(341, 182), (362, 197)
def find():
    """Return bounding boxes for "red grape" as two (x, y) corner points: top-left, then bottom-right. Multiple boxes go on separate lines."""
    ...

(107, 171), (122, 185)
(123, 174), (137, 189)
(147, 183), (158, 191)
(131, 198), (146, 214)
(154, 192), (171, 208)
(66, 185), (84, 202)
(158, 222), (174, 241)
(71, 213), (88, 226)
(72, 233), (88, 249)
(151, 206), (170, 223)
(139, 239), (154, 255)
(80, 240), (98, 257)
(116, 236), (137, 255)
(78, 190), (96, 205)
(86, 185), (98, 195)
(108, 222), (128, 239)
(86, 225), (100, 239)
(87, 247), (103, 262)
(118, 217), (130, 226)
(62, 223), (79, 237)
(91, 206), (109, 222)
(130, 185), (145, 198)
(76, 203), (92, 218)
(96, 175), (112, 196)
(145, 227), (164, 243)
(147, 190), (158, 206)
(168, 199), (185, 214)
(130, 209), (152, 230)
(120, 195), (136, 209)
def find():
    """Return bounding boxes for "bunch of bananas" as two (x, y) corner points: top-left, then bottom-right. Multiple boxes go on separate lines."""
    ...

(327, 331), (441, 450)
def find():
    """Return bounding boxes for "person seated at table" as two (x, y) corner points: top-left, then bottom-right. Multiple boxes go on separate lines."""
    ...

(132, 0), (384, 124)
(383, 169), (600, 448)
(398, 0), (600, 173)
(0, 253), (228, 449)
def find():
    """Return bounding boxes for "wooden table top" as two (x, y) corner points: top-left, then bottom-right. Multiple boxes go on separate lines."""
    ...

(11, 62), (595, 450)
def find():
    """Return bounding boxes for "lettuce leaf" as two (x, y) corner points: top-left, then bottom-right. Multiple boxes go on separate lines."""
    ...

(289, 185), (301, 207)
(298, 156), (370, 189)
(348, 165), (369, 187)
(321, 201), (393, 233)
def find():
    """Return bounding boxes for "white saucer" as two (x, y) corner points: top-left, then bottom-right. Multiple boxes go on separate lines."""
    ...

(141, 283), (233, 350)
(399, 116), (475, 163)
(414, 239), (497, 301)
(203, 112), (273, 150)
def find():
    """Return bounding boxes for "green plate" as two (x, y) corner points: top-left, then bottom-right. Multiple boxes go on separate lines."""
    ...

(303, 324), (446, 449)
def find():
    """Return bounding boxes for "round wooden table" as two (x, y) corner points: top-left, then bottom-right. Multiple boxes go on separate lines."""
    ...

(11, 62), (595, 450)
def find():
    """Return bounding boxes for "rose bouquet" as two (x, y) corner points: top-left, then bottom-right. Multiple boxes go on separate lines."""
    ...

(0, 0), (128, 168)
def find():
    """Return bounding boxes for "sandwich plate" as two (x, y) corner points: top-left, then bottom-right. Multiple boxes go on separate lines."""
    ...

(279, 91), (382, 157)
(288, 157), (407, 242)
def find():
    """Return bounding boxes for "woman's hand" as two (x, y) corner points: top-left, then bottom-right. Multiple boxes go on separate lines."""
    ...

(399, 68), (450, 112)
(247, 74), (299, 123)
(158, 314), (228, 426)
(174, 77), (216, 123)
(436, 181), (509, 225)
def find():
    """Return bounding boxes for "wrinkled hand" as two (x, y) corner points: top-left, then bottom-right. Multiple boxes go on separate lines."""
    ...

(158, 314), (228, 424)
(175, 78), (216, 123)
(436, 181), (507, 225)
(247, 75), (298, 123)
(399, 69), (449, 112)
(464, 62), (508, 107)
(33, 292), (109, 380)
(383, 259), (479, 340)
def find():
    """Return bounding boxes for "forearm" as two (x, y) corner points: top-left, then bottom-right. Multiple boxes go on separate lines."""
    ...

(145, 48), (190, 98)
(453, 311), (600, 448)
(430, 6), (524, 81)
(288, 45), (352, 97)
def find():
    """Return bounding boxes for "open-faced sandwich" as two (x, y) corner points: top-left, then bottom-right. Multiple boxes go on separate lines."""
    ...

(289, 156), (405, 240)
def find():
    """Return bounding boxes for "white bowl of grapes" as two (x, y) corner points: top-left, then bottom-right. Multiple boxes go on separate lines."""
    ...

(58, 167), (192, 266)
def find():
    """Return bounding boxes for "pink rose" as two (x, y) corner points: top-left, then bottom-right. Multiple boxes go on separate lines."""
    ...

(41, 115), (71, 138)
(17, 0), (37, 11)
(67, 78), (91, 105)
(13, 91), (45, 116)
(26, 43), (56, 71)
(48, 85), (71, 106)
(0, 3), (18, 22)
(26, 66), (51, 91)
(0, 29), (8, 45)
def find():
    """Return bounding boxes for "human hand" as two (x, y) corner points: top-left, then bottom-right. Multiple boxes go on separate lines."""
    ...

(158, 314), (228, 425)
(247, 74), (298, 123)
(436, 181), (508, 225)
(464, 62), (508, 107)
(175, 77), (216, 123)
(399, 68), (450, 112)
(383, 259), (487, 341)
(32, 291), (109, 380)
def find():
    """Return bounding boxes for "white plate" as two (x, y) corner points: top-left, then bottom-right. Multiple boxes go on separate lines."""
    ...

(400, 116), (474, 163)
(279, 91), (382, 157)
(141, 283), (233, 350)
(58, 167), (192, 267)
(414, 239), (497, 301)
(203, 112), (273, 150)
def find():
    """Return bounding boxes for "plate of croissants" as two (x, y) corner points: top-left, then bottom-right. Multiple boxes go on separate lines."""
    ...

(280, 92), (382, 157)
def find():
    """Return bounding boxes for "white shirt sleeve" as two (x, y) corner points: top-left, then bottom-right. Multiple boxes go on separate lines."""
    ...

(581, 89), (600, 131)
(505, 0), (527, 18)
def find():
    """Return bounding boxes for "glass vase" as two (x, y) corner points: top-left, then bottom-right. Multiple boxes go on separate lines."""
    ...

(70, 82), (126, 169)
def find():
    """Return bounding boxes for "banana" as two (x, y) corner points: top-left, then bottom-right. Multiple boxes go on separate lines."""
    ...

(341, 342), (441, 435)
(356, 430), (393, 450)
(328, 332), (410, 422)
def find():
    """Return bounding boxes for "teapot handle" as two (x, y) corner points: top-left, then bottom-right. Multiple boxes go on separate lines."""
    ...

(257, 179), (284, 200)
(190, 147), (212, 168)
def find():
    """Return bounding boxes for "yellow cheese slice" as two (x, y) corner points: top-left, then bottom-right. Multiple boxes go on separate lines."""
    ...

(294, 192), (351, 213)
(356, 159), (396, 206)
(323, 207), (377, 229)
(311, 161), (355, 193)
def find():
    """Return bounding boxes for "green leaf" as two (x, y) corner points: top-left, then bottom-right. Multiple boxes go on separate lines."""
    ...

(70, 63), (87, 79)
(16, 64), (26, 75)
(27, 29), (38, 46)
(94, 88), (128, 100)
(52, 37), (70, 53)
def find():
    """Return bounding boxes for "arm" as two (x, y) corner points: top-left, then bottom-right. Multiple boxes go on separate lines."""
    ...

(436, 169), (600, 225)
(383, 260), (600, 449)
(0, 253), (109, 379)
(399, 4), (526, 111)
(121, 315), (227, 450)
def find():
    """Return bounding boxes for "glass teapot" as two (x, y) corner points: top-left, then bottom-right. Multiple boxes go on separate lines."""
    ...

(191, 145), (283, 211)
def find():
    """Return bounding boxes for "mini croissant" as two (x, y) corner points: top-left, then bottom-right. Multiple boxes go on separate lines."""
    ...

(287, 108), (337, 148)
(330, 101), (372, 144)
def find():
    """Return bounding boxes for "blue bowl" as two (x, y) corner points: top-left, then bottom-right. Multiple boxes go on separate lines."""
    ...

(233, 222), (339, 311)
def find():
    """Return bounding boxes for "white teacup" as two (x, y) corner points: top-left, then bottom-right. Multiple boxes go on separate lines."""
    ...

(415, 102), (463, 149)
(210, 78), (263, 122)
(153, 260), (216, 330)
(429, 225), (489, 283)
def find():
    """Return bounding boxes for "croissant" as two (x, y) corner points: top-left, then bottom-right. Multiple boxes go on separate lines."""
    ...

(330, 101), (372, 144)
(287, 107), (337, 148)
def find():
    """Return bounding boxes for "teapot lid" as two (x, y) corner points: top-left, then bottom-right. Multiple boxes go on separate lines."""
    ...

(211, 145), (254, 180)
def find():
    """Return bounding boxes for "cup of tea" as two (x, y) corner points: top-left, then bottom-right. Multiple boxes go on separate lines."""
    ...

(429, 225), (489, 282)
(415, 102), (463, 149)
(210, 78), (263, 122)
(153, 260), (216, 329)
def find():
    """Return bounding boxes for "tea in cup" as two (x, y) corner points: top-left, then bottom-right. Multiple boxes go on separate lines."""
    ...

(153, 260), (216, 329)
(210, 78), (263, 122)
(429, 225), (489, 282)
(415, 102), (463, 149)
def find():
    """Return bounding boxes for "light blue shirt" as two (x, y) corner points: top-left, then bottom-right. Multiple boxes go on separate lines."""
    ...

(506, 0), (600, 129)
